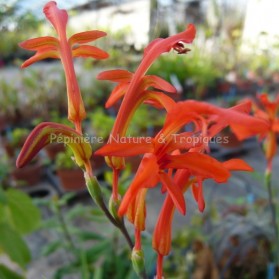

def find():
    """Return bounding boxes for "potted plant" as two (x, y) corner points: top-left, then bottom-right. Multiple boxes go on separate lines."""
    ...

(55, 148), (85, 191)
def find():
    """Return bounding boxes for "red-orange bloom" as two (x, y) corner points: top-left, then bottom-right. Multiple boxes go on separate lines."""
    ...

(19, 1), (108, 132)
(153, 159), (253, 278)
(252, 93), (279, 168)
(97, 24), (196, 172)
(96, 96), (264, 279)
(96, 100), (268, 216)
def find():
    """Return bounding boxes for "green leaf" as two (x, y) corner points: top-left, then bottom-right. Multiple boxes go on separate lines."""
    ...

(0, 264), (24, 279)
(0, 224), (31, 268)
(80, 250), (90, 279)
(93, 266), (103, 279)
(6, 189), (41, 234)
(54, 265), (79, 279)
(42, 240), (63, 256)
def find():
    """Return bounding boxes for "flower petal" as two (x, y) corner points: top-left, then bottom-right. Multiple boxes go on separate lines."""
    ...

(21, 47), (60, 68)
(126, 188), (147, 231)
(16, 122), (92, 168)
(162, 153), (230, 183)
(118, 154), (159, 216)
(144, 91), (176, 112)
(43, 1), (68, 36)
(143, 75), (177, 93)
(159, 172), (186, 215)
(168, 132), (203, 151)
(152, 199), (175, 256)
(222, 159), (253, 172)
(153, 170), (191, 256)
(69, 30), (107, 46)
(72, 45), (109, 59)
(105, 83), (129, 108)
(163, 100), (269, 139)
(19, 36), (59, 51)
(144, 24), (195, 59)
(97, 69), (133, 82)
(143, 38), (164, 57)
(95, 140), (154, 157)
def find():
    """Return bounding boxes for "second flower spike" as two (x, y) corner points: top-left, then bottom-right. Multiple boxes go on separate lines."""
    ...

(19, 1), (109, 132)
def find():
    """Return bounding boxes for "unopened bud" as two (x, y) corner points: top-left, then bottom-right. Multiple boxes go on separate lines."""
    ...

(105, 156), (125, 170)
(85, 175), (104, 208)
(131, 248), (145, 277)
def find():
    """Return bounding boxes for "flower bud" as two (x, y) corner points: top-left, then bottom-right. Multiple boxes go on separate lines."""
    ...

(131, 248), (145, 277)
(85, 175), (104, 208)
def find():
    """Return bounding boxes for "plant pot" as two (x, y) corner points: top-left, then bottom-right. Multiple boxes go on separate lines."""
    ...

(12, 162), (43, 186)
(45, 143), (65, 160)
(57, 168), (85, 191)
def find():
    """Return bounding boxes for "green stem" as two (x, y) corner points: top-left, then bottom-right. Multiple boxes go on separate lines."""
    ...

(85, 175), (147, 278)
(118, 220), (134, 250)
(265, 170), (279, 263)
(86, 175), (134, 249)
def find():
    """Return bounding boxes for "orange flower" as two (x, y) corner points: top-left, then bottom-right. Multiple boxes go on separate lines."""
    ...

(153, 159), (253, 278)
(97, 25), (196, 202)
(98, 24), (195, 138)
(97, 25), (195, 176)
(19, 1), (108, 132)
(96, 100), (268, 216)
(252, 93), (279, 169)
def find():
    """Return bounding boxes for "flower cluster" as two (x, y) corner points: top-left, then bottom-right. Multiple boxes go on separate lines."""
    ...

(17, 2), (269, 278)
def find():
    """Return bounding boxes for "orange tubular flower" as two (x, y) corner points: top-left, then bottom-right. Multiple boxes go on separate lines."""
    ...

(19, 1), (108, 133)
(252, 93), (279, 170)
(97, 24), (196, 138)
(97, 25), (195, 201)
(96, 99), (268, 275)
(96, 99), (268, 215)
(153, 159), (253, 278)
(97, 24), (195, 190)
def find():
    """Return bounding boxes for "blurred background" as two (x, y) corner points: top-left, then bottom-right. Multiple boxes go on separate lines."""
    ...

(0, 0), (279, 278)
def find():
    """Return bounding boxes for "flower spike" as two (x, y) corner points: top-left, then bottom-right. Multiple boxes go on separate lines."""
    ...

(19, 1), (108, 131)
(96, 24), (196, 181)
